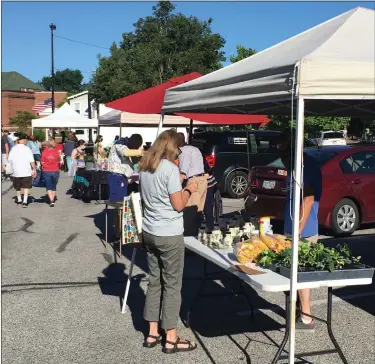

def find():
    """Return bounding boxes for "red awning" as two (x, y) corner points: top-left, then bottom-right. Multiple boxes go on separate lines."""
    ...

(105, 72), (270, 126)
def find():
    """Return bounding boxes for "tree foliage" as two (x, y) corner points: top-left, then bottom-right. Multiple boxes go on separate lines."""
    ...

(40, 68), (85, 94)
(10, 111), (36, 133)
(265, 115), (349, 135)
(89, 1), (226, 103)
(230, 45), (256, 63)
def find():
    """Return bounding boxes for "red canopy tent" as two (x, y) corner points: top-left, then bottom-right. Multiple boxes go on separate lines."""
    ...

(105, 73), (270, 138)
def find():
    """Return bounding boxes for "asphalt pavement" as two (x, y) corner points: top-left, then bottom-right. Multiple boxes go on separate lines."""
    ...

(2, 174), (374, 364)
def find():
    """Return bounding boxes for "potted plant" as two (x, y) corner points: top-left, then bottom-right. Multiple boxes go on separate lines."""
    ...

(257, 242), (374, 282)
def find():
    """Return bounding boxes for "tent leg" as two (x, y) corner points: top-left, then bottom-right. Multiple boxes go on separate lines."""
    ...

(156, 113), (164, 138)
(188, 119), (193, 144)
(45, 129), (48, 141)
(288, 97), (305, 364)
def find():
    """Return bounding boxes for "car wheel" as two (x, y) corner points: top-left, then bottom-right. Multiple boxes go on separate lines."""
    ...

(227, 171), (248, 199)
(331, 198), (360, 236)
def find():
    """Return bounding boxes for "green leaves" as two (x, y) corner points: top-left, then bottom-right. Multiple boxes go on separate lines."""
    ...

(257, 242), (362, 272)
(39, 69), (85, 94)
(230, 45), (256, 63)
(264, 115), (350, 134)
(89, 1), (226, 104)
(10, 111), (36, 133)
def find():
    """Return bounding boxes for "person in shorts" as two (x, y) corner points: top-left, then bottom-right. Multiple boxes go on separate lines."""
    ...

(8, 133), (36, 207)
(41, 138), (60, 207)
(279, 129), (322, 331)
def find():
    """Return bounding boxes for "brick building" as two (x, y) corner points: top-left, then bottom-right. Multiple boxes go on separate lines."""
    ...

(1, 72), (67, 129)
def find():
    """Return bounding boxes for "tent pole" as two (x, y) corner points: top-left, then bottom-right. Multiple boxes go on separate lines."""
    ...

(188, 119), (193, 144)
(288, 97), (305, 364)
(45, 128), (48, 141)
(156, 113), (164, 138)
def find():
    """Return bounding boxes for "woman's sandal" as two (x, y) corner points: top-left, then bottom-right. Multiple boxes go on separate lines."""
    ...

(162, 337), (197, 354)
(143, 335), (162, 348)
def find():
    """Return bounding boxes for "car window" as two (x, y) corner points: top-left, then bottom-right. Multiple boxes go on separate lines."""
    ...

(323, 132), (344, 139)
(340, 151), (375, 174)
(252, 134), (279, 153)
(267, 158), (285, 168)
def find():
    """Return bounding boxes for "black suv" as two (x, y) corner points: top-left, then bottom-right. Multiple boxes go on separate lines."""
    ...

(191, 130), (314, 199)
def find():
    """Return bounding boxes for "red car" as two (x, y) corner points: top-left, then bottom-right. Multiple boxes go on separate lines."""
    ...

(249, 146), (375, 236)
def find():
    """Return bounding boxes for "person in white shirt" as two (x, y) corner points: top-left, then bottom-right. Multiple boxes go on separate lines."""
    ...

(8, 133), (36, 207)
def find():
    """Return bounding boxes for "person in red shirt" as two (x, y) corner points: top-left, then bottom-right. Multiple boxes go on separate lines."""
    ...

(41, 139), (60, 207)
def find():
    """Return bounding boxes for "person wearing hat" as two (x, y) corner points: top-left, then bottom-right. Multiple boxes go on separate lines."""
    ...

(8, 133), (37, 207)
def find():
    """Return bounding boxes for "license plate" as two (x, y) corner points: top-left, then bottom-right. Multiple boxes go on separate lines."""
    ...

(263, 180), (276, 189)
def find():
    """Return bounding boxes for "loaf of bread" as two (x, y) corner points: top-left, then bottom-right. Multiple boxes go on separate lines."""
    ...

(234, 238), (269, 264)
(260, 234), (285, 252)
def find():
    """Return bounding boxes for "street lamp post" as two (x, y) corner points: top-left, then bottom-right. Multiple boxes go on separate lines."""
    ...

(49, 23), (56, 113)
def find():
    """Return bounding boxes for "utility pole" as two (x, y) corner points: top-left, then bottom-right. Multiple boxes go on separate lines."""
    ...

(49, 23), (56, 113)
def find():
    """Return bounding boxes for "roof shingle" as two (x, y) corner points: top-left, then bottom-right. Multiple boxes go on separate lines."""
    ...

(2, 71), (44, 91)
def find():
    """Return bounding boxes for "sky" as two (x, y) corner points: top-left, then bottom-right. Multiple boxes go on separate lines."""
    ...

(2, 1), (374, 83)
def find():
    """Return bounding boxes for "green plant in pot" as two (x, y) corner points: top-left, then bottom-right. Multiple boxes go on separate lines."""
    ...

(257, 243), (362, 272)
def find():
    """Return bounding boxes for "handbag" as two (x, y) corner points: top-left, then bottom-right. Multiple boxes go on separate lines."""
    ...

(5, 163), (13, 176)
(122, 193), (143, 244)
(32, 168), (45, 187)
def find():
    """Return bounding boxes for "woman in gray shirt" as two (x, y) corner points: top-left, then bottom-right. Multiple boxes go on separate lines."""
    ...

(139, 129), (198, 354)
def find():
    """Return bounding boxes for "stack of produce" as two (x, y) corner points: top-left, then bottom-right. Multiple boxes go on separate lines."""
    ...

(233, 234), (292, 265)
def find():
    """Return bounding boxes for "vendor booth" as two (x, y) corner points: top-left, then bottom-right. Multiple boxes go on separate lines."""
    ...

(32, 103), (98, 140)
(159, 6), (375, 364)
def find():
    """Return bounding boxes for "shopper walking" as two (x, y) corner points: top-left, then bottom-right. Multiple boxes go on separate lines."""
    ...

(2, 129), (10, 178)
(139, 129), (198, 354)
(27, 135), (41, 168)
(63, 133), (76, 173)
(69, 140), (86, 177)
(8, 133), (36, 207)
(41, 139), (60, 207)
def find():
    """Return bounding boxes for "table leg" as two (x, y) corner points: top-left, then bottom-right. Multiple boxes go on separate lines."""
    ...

(186, 258), (255, 328)
(271, 291), (290, 364)
(119, 209), (123, 257)
(121, 248), (137, 313)
(105, 204), (108, 249)
(327, 287), (349, 364)
(273, 288), (350, 364)
(186, 259), (208, 328)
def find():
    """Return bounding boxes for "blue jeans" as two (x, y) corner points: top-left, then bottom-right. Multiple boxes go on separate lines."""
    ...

(66, 156), (72, 171)
(44, 172), (60, 191)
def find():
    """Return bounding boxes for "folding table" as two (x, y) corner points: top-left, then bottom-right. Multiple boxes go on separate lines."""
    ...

(183, 237), (372, 364)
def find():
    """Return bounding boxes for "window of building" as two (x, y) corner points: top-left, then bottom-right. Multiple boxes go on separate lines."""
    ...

(74, 103), (81, 114)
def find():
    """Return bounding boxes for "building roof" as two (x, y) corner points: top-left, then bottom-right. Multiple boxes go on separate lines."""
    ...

(67, 91), (88, 100)
(2, 71), (44, 91)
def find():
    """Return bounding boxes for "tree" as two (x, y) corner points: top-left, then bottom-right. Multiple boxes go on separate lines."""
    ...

(10, 111), (36, 133)
(39, 68), (85, 94)
(89, 1), (226, 103)
(265, 115), (349, 135)
(230, 45), (256, 63)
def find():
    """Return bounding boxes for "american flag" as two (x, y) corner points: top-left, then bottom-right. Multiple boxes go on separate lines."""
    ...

(32, 98), (53, 112)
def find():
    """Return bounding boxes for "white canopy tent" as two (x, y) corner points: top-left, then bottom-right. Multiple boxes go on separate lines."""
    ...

(32, 103), (98, 128)
(161, 7), (375, 363)
(163, 7), (375, 117)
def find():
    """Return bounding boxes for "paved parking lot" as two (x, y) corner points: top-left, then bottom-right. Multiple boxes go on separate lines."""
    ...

(2, 175), (374, 364)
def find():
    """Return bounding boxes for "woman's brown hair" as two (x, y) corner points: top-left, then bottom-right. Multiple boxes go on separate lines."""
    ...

(139, 129), (180, 173)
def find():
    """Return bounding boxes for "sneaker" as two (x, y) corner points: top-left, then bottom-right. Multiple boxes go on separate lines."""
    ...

(22, 202), (28, 208)
(50, 202), (55, 207)
(295, 316), (316, 332)
(16, 200), (22, 206)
